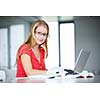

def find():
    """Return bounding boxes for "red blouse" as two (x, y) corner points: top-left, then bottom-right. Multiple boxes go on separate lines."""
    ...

(16, 44), (46, 77)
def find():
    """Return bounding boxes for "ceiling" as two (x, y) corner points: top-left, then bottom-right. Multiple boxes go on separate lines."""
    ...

(0, 16), (74, 26)
(42, 16), (74, 22)
(19, 16), (74, 22)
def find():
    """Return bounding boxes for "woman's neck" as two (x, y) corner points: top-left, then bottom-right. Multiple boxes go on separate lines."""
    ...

(33, 44), (39, 50)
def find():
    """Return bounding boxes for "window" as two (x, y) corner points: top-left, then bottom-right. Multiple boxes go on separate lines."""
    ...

(45, 21), (75, 70)
(45, 22), (59, 69)
(10, 25), (24, 68)
(0, 28), (8, 69)
(60, 22), (75, 69)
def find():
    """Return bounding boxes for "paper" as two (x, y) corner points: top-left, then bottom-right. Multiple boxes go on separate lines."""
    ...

(28, 74), (51, 79)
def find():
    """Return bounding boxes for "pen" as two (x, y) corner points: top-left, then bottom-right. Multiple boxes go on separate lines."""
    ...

(48, 76), (55, 79)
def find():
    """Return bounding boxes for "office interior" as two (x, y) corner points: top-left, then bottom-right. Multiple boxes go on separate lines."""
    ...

(0, 16), (100, 80)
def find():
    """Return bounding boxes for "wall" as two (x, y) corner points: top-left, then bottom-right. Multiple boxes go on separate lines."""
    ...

(74, 16), (100, 74)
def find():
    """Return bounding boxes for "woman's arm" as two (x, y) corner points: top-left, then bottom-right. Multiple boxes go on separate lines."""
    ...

(21, 54), (47, 76)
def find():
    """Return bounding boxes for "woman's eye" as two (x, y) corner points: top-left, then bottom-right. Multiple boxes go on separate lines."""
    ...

(43, 34), (46, 36)
(38, 32), (41, 34)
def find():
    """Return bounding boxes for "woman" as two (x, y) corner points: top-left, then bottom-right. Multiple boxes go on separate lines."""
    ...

(16, 20), (49, 77)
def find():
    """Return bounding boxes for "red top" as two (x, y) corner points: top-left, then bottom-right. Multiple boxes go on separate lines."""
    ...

(16, 44), (46, 77)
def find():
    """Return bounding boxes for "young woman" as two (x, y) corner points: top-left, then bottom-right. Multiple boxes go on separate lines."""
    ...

(16, 20), (49, 77)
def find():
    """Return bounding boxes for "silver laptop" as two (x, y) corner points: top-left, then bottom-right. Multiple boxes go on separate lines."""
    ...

(74, 49), (90, 73)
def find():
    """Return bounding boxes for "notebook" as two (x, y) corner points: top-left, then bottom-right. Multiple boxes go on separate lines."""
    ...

(74, 49), (90, 73)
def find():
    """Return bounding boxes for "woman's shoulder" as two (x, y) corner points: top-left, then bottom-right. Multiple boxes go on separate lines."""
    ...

(20, 44), (29, 49)
(19, 44), (30, 53)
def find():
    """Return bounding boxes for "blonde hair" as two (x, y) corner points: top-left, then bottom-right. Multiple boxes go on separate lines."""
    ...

(16, 20), (49, 62)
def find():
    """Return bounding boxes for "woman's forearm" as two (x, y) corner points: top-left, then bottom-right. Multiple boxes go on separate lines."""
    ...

(26, 69), (47, 76)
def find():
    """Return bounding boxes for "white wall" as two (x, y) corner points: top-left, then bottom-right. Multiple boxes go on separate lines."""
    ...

(75, 16), (100, 74)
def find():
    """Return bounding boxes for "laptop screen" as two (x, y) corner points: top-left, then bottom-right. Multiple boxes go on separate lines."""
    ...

(74, 49), (90, 73)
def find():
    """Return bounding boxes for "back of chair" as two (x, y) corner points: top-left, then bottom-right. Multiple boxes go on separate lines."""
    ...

(0, 70), (6, 82)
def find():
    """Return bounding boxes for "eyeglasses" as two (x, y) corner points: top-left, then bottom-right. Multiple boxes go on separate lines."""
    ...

(35, 31), (47, 37)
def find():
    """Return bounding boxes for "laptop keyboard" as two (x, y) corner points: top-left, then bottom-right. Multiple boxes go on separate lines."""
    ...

(64, 69), (79, 75)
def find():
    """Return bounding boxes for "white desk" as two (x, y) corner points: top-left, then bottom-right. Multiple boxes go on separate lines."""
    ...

(3, 75), (100, 83)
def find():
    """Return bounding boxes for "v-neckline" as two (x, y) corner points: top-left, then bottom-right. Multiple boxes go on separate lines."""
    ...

(31, 48), (41, 64)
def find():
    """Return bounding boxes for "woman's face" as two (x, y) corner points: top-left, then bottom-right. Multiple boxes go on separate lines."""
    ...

(33, 25), (48, 45)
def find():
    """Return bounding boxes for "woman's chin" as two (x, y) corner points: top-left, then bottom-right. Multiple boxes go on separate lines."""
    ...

(37, 41), (43, 45)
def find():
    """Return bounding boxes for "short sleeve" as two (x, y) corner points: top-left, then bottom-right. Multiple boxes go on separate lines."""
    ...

(18, 44), (31, 57)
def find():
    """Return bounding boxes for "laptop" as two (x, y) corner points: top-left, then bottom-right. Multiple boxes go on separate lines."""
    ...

(74, 49), (90, 73)
(47, 49), (91, 76)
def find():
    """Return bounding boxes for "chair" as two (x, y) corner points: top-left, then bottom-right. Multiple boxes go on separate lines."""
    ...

(0, 70), (6, 82)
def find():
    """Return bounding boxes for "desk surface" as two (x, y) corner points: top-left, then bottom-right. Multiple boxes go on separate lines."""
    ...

(3, 75), (100, 83)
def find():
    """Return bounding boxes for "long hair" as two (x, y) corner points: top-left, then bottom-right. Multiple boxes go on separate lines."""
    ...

(16, 20), (49, 63)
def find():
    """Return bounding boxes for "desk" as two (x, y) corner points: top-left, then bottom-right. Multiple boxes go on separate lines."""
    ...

(3, 75), (100, 83)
